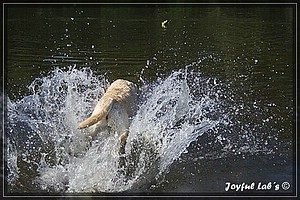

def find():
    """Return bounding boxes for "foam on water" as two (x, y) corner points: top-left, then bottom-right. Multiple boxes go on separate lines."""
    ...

(6, 64), (275, 193)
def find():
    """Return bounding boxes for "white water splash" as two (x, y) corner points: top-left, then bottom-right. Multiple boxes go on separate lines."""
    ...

(7, 138), (19, 185)
(6, 64), (274, 193)
(127, 69), (219, 180)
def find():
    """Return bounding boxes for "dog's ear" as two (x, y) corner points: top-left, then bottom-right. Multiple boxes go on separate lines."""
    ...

(77, 98), (114, 129)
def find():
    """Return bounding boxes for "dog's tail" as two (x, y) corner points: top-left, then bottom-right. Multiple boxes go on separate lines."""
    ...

(77, 98), (114, 129)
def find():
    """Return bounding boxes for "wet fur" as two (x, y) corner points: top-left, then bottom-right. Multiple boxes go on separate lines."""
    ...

(78, 79), (137, 166)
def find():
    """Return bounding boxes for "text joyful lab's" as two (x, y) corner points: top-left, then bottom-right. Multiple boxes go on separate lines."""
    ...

(225, 182), (281, 192)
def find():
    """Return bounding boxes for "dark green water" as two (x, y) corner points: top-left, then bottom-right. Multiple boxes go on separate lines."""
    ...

(4, 4), (296, 196)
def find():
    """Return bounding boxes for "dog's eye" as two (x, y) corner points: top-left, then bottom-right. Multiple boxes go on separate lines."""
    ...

(106, 115), (109, 121)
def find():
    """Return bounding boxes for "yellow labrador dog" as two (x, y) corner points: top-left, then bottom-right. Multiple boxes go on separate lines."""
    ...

(77, 79), (137, 163)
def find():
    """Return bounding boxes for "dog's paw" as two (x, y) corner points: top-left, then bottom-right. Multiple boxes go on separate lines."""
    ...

(119, 132), (128, 145)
